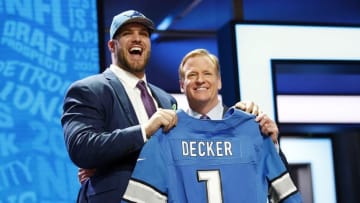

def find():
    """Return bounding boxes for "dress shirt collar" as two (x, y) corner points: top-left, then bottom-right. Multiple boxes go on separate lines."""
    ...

(186, 101), (224, 120)
(109, 64), (148, 88)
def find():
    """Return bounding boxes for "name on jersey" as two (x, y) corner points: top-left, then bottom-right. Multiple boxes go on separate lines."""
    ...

(182, 140), (233, 157)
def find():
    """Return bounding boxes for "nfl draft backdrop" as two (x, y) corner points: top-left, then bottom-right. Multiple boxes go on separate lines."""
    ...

(0, 0), (99, 202)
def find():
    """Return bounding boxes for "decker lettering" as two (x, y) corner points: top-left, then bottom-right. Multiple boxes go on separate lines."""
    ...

(182, 141), (232, 157)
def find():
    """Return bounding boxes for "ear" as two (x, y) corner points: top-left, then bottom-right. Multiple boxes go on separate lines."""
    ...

(217, 77), (222, 90)
(179, 80), (185, 93)
(108, 40), (115, 52)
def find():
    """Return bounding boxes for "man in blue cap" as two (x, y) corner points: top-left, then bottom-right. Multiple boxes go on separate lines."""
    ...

(62, 9), (178, 203)
(61, 10), (280, 203)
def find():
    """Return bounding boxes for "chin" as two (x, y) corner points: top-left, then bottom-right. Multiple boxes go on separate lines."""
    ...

(194, 97), (210, 103)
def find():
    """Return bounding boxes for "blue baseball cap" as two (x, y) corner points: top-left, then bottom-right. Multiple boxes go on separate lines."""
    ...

(109, 10), (155, 39)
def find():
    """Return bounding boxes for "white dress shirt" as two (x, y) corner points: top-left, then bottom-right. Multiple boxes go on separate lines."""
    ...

(110, 65), (158, 141)
(186, 101), (224, 120)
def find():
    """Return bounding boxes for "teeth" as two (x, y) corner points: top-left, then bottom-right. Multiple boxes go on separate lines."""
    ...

(130, 47), (142, 52)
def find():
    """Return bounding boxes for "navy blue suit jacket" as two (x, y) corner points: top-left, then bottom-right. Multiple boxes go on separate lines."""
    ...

(61, 68), (177, 203)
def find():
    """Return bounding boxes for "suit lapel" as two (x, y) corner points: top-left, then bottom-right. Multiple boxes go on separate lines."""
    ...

(103, 69), (139, 125)
(148, 83), (174, 110)
(222, 105), (229, 117)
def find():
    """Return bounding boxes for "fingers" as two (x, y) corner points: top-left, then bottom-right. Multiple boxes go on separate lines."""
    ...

(234, 101), (260, 116)
(234, 101), (246, 111)
(236, 101), (278, 143)
(157, 109), (178, 132)
(255, 112), (265, 123)
(245, 101), (256, 114)
(78, 168), (96, 184)
(144, 109), (177, 138)
(256, 113), (279, 144)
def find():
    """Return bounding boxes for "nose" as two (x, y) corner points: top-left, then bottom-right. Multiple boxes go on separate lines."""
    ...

(131, 32), (141, 42)
(196, 74), (205, 83)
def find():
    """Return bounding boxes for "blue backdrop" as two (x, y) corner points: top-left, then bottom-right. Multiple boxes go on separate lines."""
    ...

(0, 0), (99, 202)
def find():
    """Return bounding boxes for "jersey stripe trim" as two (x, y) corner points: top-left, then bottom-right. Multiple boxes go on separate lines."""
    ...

(270, 172), (298, 201)
(123, 179), (167, 203)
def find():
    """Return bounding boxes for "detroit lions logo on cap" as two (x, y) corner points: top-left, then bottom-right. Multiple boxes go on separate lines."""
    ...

(124, 10), (145, 19)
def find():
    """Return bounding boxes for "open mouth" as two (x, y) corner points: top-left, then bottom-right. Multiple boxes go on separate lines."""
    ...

(129, 47), (142, 56)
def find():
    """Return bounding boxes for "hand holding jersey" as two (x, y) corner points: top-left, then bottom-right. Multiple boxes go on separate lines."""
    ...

(235, 101), (279, 144)
(144, 108), (178, 138)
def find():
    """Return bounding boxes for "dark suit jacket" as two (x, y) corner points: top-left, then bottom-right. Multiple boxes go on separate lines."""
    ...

(61, 68), (177, 203)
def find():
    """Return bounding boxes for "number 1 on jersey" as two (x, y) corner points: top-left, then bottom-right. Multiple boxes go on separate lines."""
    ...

(197, 170), (223, 203)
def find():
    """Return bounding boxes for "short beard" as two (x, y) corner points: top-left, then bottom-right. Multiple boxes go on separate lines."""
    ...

(117, 49), (150, 74)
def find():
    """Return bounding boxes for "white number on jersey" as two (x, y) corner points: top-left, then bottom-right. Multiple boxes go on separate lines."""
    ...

(197, 170), (223, 203)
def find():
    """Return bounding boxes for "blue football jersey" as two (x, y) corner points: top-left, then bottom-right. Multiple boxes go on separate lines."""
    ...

(122, 108), (302, 203)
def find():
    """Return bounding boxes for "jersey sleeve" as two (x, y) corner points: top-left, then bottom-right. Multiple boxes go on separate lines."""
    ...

(263, 137), (303, 203)
(121, 132), (169, 203)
